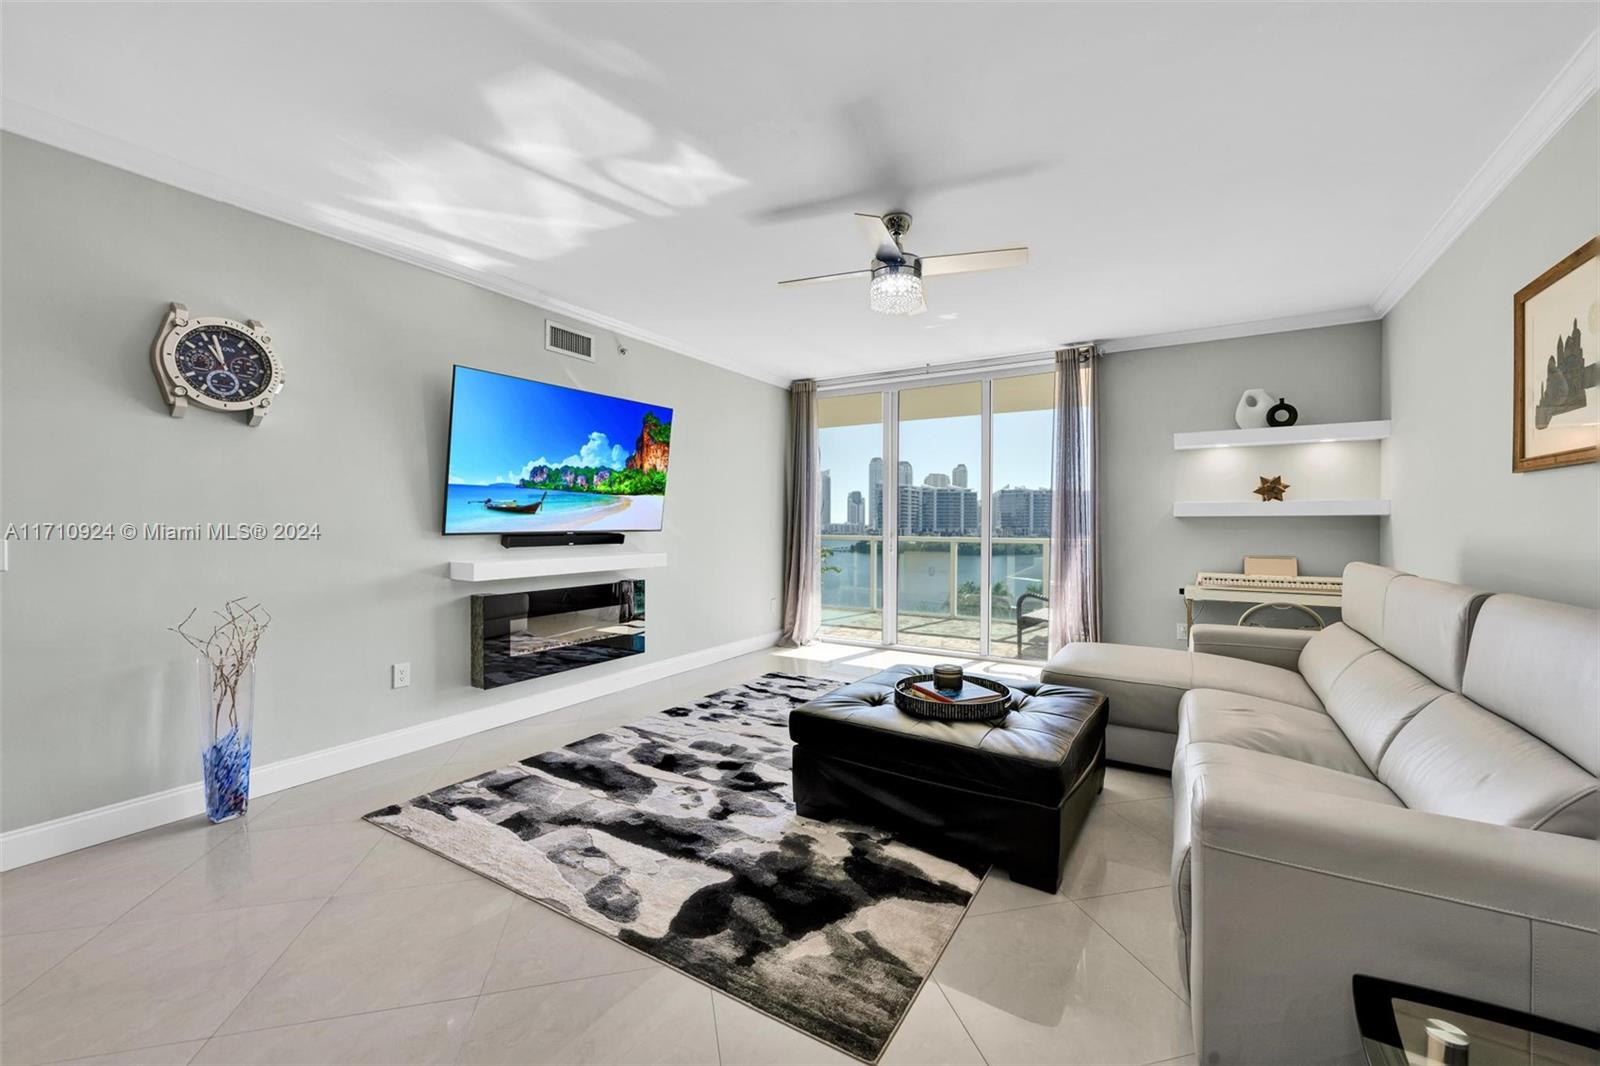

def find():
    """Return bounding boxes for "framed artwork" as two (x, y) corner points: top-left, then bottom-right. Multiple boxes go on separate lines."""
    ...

(1513, 237), (1599, 472)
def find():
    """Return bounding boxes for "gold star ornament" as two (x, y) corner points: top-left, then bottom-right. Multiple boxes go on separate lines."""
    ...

(1253, 475), (1291, 502)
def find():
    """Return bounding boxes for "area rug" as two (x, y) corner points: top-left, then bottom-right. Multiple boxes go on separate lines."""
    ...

(365, 672), (984, 1062)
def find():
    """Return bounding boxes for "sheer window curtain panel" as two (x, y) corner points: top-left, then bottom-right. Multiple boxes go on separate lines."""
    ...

(780, 379), (821, 646)
(1048, 345), (1101, 652)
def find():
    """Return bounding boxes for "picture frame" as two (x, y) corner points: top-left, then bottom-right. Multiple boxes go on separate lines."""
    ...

(1512, 237), (1599, 472)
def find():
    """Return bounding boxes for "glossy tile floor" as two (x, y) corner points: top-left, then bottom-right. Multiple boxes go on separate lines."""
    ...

(0, 645), (1194, 1066)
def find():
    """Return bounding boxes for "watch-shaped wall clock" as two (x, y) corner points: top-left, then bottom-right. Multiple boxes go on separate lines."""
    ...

(150, 303), (284, 426)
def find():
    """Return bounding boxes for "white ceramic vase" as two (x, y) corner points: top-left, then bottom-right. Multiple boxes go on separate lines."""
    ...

(1235, 388), (1274, 429)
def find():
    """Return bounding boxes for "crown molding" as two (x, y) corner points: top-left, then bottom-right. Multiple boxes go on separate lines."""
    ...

(0, 100), (792, 389)
(1098, 305), (1379, 354)
(1371, 32), (1598, 316)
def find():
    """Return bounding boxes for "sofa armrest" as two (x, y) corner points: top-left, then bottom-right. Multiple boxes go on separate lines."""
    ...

(1187, 624), (1315, 670)
(1189, 777), (1600, 1062)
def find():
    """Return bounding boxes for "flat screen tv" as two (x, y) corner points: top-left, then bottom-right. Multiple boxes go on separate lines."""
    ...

(443, 366), (673, 535)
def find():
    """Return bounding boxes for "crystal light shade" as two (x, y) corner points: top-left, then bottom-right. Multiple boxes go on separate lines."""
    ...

(869, 261), (926, 316)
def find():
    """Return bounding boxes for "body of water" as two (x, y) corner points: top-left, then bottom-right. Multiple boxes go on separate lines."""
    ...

(822, 540), (1046, 617)
(444, 484), (664, 534)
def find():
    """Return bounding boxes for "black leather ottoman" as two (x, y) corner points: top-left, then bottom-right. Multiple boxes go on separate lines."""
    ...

(789, 665), (1108, 893)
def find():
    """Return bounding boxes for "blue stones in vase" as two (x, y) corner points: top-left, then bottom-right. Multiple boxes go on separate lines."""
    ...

(202, 724), (252, 822)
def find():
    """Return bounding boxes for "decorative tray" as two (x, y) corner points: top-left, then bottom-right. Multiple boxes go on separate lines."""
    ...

(893, 673), (1011, 722)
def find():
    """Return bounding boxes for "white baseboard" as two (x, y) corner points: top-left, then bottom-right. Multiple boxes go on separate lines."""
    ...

(0, 631), (781, 871)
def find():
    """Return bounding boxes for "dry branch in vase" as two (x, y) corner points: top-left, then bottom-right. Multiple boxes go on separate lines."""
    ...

(172, 597), (271, 736)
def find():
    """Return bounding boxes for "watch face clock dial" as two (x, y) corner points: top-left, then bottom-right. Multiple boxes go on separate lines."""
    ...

(175, 326), (272, 403)
(151, 304), (282, 426)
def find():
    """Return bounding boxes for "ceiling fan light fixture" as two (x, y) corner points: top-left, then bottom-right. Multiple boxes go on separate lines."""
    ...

(869, 260), (926, 316)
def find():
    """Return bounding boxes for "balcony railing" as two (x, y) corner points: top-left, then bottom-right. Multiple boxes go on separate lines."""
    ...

(819, 534), (1051, 661)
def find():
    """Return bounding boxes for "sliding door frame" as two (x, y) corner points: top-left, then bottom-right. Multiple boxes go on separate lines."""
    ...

(818, 362), (1051, 665)
(979, 377), (994, 661)
(881, 388), (899, 648)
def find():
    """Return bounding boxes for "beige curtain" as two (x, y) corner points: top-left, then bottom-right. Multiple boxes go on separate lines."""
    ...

(780, 379), (821, 646)
(1048, 346), (1101, 652)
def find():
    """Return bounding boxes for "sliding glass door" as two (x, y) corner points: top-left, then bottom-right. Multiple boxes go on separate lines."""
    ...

(817, 392), (884, 644)
(816, 368), (1054, 662)
(895, 382), (983, 656)
(990, 372), (1055, 661)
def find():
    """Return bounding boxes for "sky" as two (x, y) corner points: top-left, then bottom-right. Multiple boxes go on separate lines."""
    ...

(447, 366), (673, 486)
(820, 410), (1053, 518)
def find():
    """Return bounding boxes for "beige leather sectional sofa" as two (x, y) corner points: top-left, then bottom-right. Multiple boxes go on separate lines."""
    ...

(1042, 562), (1599, 1063)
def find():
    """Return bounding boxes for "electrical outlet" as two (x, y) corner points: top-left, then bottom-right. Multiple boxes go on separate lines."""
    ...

(1176, 622), (1189, 642)
(391, 662), (411, 689)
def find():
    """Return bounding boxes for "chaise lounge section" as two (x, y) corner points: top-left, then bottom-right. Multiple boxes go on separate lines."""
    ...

(1041, 562), (1600, 1062)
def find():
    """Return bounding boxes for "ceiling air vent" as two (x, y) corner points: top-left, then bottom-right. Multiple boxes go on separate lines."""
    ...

(546, 320), (595, 362)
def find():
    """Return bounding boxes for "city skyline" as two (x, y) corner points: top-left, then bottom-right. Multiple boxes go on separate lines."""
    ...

(819, 410), (1051, 510)
(820, 408), (1053, 537)
(821, 456), (1052, 538)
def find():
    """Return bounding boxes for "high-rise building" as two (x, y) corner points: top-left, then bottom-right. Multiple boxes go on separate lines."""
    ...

(952, 463), (968, 488)
(847, 490), (864, 527)
(917, 486), (979, 536)
(868, 457), (883, 533)
(1031, 489), (1052, 536)
(862, 456), (988, 537)
(820, 469), (832, 527)
(993, 486), (1053, 537)
(897, 485), (923, 534)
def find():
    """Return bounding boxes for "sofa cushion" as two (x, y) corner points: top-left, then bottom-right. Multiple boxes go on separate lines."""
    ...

(1171, 741), (1404, 978)
(1379, 694), (1599, 839)
(1041, 643), (1192, 733)
(1298, 622), (1379, 701)
(1178, 689), (1370, 778)
(1042, 643), (1321, 737)
(1340, 562), (1403, 643)
(1320, 650), (1447, 771)
(1378, 575), (1488, 692)
(1187, 624), (1315, 671)
(1191, 654), (1321, 712)
(1461, 595), (1600, 777)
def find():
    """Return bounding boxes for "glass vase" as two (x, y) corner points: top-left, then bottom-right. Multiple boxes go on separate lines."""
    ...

(199, 657), (254, 823)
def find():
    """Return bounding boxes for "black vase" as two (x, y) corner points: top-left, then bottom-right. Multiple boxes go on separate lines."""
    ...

(1266, 398), (1298, 427)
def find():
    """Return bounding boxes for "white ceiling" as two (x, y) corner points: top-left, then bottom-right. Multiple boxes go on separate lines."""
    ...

(3, 2), (1596, 385)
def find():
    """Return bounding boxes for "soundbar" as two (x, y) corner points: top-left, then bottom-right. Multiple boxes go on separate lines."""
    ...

(501, 531), (626, 548)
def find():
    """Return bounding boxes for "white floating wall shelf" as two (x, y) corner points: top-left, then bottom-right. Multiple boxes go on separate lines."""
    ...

(1172, 420), (1391, 450)
(449, 548), (668, 582)
(1173, 500), (1391, 518)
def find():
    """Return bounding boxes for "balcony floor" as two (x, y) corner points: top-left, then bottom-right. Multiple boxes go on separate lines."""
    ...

(820, 608), (1051, 662)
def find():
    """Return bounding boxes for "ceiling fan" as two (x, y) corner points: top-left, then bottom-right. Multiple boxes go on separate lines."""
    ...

(778, 212), (1028, 316)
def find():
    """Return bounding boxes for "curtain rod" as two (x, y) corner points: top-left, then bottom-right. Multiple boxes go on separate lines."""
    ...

(813, 346), (1083, 393)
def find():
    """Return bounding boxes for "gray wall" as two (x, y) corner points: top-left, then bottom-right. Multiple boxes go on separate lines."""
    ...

(0, 134), (787, 832)
(1381, 97), (1599, 607)
(1101, 322), (1383, 647)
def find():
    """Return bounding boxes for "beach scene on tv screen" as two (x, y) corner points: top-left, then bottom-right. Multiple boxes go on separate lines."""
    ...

(445, 368), (672, 534)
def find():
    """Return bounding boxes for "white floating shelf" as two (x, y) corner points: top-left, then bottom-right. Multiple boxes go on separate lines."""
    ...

(449, 548), (667, 582)
(1173, 420), (1391, 450)
(1174, 499), (1391, 517)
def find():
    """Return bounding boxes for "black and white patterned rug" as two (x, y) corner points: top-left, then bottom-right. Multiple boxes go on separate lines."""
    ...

(366, 672), (984, 1062)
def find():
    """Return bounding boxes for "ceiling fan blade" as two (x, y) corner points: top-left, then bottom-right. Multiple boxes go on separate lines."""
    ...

(777, 268), (872, 288)
(854, 213), (901, 262)
(747, 96), (1045, 226)
(919, 247), (1029, 277)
